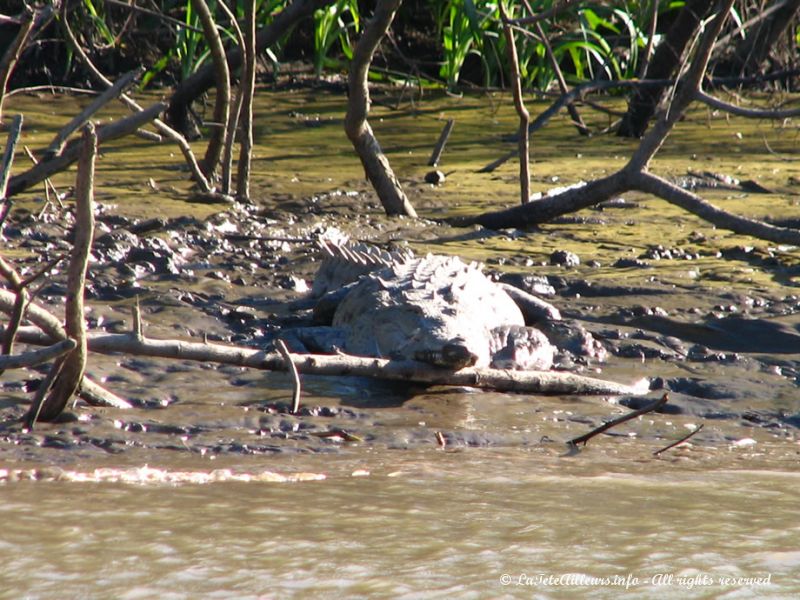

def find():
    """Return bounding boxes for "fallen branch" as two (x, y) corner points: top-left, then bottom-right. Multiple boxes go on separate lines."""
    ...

(0, 254), (29, 365)
(694, 89), (800, 120)
(0, 339), (76, 370)
(6, 102), (166, 198)
(456, 2), (797, 247)
(44, 69), (141, 158)
(79, 378), (133, 410)
(0, 305), (131, 411)
(0, 290), (67, 339)
(38, 329), (646, 395)
(567, 392), (668, 447)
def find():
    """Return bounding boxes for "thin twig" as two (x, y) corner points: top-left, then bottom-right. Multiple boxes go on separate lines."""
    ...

(522, 0), (589, 137)
(637, 0), (659, 79)
(653, 424), (704, 456)
(103, 0), (205, 34)
(22, 145), (64, 211)
(567, 393), (669, 447)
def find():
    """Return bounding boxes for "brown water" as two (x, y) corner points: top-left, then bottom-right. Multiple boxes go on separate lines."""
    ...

(2, 87), (800, 598)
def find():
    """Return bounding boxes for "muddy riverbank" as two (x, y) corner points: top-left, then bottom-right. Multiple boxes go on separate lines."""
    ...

(2, 88), (800, 598)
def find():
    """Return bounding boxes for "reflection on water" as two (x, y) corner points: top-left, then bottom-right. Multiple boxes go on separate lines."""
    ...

(1, 452), (799, 599)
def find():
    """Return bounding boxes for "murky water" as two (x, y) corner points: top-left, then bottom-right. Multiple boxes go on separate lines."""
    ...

(2, 87), (800, 598)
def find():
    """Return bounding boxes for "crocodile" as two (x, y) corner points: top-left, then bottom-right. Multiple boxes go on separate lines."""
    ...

(284, 241), (603, 370)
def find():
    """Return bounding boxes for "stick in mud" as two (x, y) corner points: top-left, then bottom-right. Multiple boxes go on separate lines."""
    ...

(567, 393), (669, 448)
(276, 339), (302, 414)
(428, 119), (455, 167)
(653, 423), (704, 456)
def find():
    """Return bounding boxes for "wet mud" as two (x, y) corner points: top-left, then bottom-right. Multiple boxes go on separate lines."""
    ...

(2, 89), (800, 471)
(2, 190), (800, 469)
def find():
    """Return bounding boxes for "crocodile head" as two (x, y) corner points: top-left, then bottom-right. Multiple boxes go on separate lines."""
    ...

(413, 336), (479, 369)
(328, 253), (537, 369)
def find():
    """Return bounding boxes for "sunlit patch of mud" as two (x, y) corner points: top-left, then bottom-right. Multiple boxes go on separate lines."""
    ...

(0, 465), (327, 485)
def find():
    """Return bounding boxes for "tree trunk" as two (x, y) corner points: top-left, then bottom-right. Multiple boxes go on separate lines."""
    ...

(617, 0), (713, 138)
(722, 0), (800, 77)
(344, 0), (417, 217)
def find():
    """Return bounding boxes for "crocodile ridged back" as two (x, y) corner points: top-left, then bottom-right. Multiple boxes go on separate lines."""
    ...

(311, 240), (413, 297)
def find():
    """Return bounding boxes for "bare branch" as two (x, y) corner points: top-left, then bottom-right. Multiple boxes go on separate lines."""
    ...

(6, 326), (645, 396)
(28, 123), (97, 423)
(567, 393), (669, 447)
(653, 423), (704, 456)
(428, 119), (455, 168)
(45, 69), (141, 158)
(6, 102), (165, 198)
(58, 5), (211, 192)
(191, 0), (230, 178)
(0, 339), (76, 370)
(0, 114), (22, 199)
(695, 90), (800, 119)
